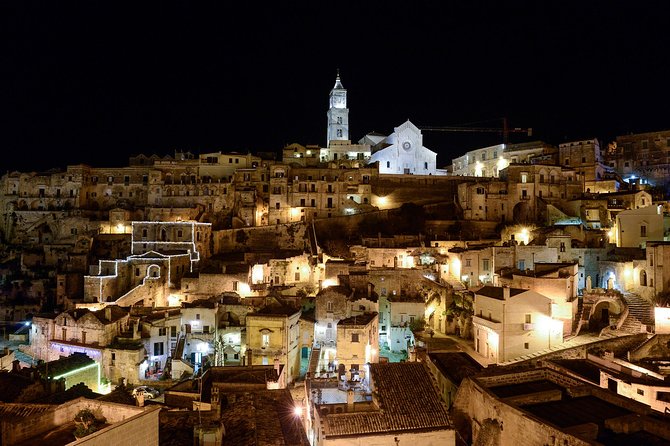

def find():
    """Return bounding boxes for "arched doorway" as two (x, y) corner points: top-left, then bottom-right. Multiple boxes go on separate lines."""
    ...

(513, 202), (531, 224)
(640, 270), (647, 286)
(590, 300), (622, 332)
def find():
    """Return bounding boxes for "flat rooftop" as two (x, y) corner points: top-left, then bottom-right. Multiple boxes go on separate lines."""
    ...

(523, 395), (631, 428)
(489, 379), (563, 398)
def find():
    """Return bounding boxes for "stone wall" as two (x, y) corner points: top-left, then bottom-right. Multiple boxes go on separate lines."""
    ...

(2, 398), (158, 446)
(213, 223), (308, 253)
(452, 377), (592, 446)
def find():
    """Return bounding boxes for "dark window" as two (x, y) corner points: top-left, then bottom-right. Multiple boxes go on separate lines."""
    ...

(154, 342), (164, 356)
(351, 333), (359, 342)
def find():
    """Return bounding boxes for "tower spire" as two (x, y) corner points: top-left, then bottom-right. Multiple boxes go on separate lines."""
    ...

(334, 69), (343, 89)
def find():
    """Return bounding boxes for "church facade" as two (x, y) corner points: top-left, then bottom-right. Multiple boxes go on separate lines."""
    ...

(367, 120), (446, 175)
(323, 72), (445, 175)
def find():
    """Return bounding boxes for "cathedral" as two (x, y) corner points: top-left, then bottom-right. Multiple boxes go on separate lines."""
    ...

(326, 71), (446, 175)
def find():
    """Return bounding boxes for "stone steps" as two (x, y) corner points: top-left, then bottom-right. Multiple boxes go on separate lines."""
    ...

(308, 347), (321, 375)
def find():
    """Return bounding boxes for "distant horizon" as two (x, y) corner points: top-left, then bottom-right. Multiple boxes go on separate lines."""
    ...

(6, 124), (670, 175)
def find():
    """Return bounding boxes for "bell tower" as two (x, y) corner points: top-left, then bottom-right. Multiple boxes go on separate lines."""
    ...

(326, 70), (349, 147)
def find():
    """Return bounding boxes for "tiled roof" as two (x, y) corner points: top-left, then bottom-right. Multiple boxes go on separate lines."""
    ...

(322, 362), (451, 437)
(338, 312), (377, 327)
(0, 403), (53, 419)
(220, 390), (309, 445)
(159, 390), (309, 446)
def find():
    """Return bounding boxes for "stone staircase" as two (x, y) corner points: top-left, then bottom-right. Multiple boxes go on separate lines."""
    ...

(573, 299), (593, 337)
(308, 346), (321, 376)
(620, 293), (654, 334)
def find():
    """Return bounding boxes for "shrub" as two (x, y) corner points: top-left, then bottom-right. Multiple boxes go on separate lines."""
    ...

(73, 409), (106, 439)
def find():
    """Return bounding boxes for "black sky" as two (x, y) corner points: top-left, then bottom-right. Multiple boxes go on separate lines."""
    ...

(2, 2), (669, 172)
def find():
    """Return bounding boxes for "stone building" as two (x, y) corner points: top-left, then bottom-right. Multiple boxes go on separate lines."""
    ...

(83, 250), (191, 307)
(314, 286), (353, 347)
(472, 286), (561, 363)
(608, 129), (670, 187)
(0, 398), (160, 446)
(368, 120), (444, 175)
(139, 309), (181, 379)
(558, 138), (616, 192)
(642, 241), (670, 297)
(29, 306), (147, 385)
(131, 220), (212, 266)
(497, 262), (579, 332)
(312, 362), (454, 446)
(246, 301), (301, 383)
(563, 189), (652, 229)
(335, 312), (379, 383)
(198, 151), (261, 181)
(451, 140), (554, 177)
(457, 163), (582, 224)
(615, 204), (669, 248)
(453, 365), (670, 445)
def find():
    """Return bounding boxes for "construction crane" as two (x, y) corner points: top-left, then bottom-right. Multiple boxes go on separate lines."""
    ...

(420, 118), (532, 144)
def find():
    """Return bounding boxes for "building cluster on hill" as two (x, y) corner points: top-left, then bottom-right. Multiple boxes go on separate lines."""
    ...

(1, 74), (670, 444)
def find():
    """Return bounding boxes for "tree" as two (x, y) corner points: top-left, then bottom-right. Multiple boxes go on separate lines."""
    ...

(409, 317), (426, 333)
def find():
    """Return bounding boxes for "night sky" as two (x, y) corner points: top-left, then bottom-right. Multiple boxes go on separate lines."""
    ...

(3, 2), (669, 172)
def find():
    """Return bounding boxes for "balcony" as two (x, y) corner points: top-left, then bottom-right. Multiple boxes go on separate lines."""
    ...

(473, 315), (502, 331)
(523, 323), (535, 331)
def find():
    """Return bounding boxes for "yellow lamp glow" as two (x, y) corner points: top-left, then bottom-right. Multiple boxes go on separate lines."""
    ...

(451, 257), (462, 279)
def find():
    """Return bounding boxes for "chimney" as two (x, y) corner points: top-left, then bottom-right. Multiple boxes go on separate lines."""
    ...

(367, 283), (372, 298)
(347, 389), (355, 410)
(105, 306), (112, 321)
(409, 347), (417, 362)
(246, 348), (253, 367)
(503, 286), (510, 300)
(12, 359), (20, 373)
